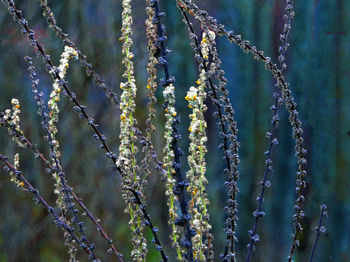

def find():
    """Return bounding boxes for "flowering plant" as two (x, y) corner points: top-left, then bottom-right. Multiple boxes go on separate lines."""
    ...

(0, 0), (329, 261)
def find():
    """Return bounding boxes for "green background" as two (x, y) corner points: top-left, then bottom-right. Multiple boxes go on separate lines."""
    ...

(0, 0), (349, 261)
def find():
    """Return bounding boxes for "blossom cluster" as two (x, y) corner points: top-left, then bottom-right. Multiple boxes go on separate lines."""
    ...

(186, 69), (212, 261)
(48, 45), (78, 157)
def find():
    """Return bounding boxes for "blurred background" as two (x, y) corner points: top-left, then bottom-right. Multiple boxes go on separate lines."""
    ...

(0, 0), (349, 261)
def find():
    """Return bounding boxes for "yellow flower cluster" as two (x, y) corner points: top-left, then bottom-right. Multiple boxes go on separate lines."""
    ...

(201, 30), (215, 62)
(2, 100), (27, 190)
(186, 33), (214, 260)
(10, 98), (21, 128)
(1, 99), (26, 148)
(9, 153), (25, 189)
(49, 46), (78, 115)
(48, 46), (78, 157)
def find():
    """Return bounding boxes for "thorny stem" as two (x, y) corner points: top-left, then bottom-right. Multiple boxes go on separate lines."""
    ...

(206, 32), (240, 262)
(0, 118), (50, 165)
(150, 0), (194, 260)
(0, 155), (94, 259)
(245, 80), (280, 262)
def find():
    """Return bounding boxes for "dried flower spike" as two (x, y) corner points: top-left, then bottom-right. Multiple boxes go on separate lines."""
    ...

(140, 0), (160, 188)
(117, 0), (147, 260)
(186, 67), (212, 261)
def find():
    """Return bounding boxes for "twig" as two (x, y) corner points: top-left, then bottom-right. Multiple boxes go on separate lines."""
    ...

(245, 1), (295, 261)
(309, 204), (327, 262)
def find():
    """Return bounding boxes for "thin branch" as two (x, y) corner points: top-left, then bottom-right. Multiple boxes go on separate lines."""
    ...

(309, 204), (328, 262)
(245, 1), (295, 261)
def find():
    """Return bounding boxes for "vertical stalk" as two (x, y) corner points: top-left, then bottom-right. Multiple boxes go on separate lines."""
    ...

(119, 0), (147, 260)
